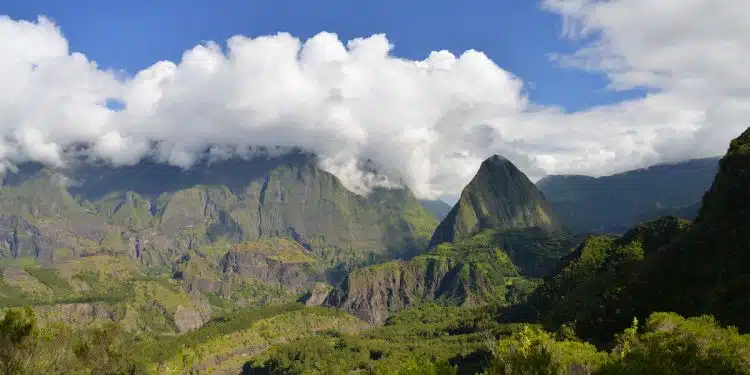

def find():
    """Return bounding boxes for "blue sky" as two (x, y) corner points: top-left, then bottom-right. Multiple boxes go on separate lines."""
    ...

(2, 0), (643, 113)
(1, 0), (739, 201)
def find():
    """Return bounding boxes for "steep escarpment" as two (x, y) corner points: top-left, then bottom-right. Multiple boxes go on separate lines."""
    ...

(530, 126), (750, 343)
(219, 238), (318, 290)
(326, 230), (525, 324)
(430, 155), (562, 247)
(637, 126), (750, 331)
(0, 154), (437, 275)
(327, 227), (580, 324)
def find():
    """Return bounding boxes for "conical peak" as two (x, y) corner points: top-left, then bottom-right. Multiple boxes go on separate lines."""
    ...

(472, 154), (528, 188)
(481, 154), (512, 168)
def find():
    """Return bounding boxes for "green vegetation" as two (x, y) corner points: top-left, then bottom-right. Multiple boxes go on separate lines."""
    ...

(0, 304), (366, 374)
(530, 216), (691, 345)
(333, 226), (579, 324)
(229, 237), (316, 263)
(246, 309), (750, 375)
(0, 130), (748, 374)
(247, 304), (522, 374)
(430, 155), (562, 247)
(482, 312), (750, 375)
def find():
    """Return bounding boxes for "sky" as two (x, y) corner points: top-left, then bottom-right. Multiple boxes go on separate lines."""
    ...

(0, 0), (747, 201)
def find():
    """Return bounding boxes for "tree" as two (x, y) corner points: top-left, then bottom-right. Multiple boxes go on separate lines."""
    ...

(0, 308), (36, 375)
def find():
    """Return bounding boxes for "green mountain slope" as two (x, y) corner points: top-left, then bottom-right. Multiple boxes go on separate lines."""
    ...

(529, 216), (691, 344)
(0, 255), (211, 335)
(327, 228), (580, 324)
(326, 155), (577, 324)
(419, 199), (453, 221)
(537, 157), (719, 233)
(530, 126), (750, 344)
(430, 155), (563, 247)
(0, 154), (436, 273)
(0, 154), (438, 336)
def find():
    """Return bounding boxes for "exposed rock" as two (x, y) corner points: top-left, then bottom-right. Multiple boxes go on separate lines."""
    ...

(0, 216), (54, 261)
(299, 282), (334, 306)
(30, 302), (121, 326)
(0, 156), (437, 274)
(219, 238), (319, 290)
(326, 254), (503, 324)
(328, 155), (573, 324)
(174, 304), (208, 334)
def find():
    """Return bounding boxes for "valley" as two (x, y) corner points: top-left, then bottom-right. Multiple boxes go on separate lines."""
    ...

(0, 129), (747, 374)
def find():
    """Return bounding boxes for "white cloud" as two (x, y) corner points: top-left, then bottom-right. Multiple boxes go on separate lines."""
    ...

(0, 5), (746, 199)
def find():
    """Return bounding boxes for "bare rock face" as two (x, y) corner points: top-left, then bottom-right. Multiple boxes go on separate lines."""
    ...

(325, 257), (479, 325)
(174, 305), (206, 334)
(0, 216), (55, 262)
(218, 238), (319, 291)
(299, 282), (334, 306)
(29, 303), (121, 326)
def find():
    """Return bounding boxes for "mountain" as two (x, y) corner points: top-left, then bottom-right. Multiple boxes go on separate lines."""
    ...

(530, 127), (750, 344)
(419, 199), (453, 221)
(430, 155), (563, 247)
(0, 154), (436, 266)
(3, 140), (748, 374)
(325, 155), (578, 324)
(536, 157), (720, 233)
(0, 154), (439, 331)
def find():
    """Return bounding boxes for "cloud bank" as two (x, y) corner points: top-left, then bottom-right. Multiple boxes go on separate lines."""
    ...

(0, 2), (746, 199)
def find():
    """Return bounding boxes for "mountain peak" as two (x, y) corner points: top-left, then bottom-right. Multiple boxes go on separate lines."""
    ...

(483, 154), (510, 165)
(429, 155), (562, 247)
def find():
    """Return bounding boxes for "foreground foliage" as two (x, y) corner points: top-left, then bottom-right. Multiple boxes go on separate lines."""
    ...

(486, 312), (750, 375)
(246, 309), (750, 374)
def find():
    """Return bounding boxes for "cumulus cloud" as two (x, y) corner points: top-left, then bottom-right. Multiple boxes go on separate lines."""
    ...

(0, 4), (746, 199)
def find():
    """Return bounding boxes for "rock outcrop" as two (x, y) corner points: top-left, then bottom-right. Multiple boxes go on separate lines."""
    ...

(219, 238), (318, 290)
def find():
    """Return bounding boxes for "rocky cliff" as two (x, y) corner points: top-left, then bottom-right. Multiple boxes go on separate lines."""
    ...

(326, 230), (522, 324)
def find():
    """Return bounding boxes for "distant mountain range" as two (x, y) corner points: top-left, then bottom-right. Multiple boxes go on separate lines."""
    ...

(536, 157), (720, 233)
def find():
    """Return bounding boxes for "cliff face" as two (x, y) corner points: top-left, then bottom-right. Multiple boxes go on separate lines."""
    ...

(0, 155), (437, 284)
(430, 155), (562, 247)
(219, 238), (318, 291)
(326, 228), (579, 324)
(326, 255), (482, 324)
